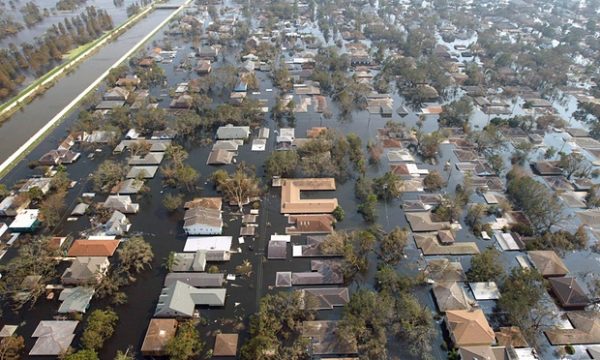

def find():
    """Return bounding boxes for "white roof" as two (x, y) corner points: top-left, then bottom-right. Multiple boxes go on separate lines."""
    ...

(9, 209), (39, 229)
(494, 231), (519, 251)
(292, 245), (303, 257)
(251, 139), (266, 151)
(184, 236), (232, 252)
(270, 235), (291, 242)
(469, 282), (501, 300)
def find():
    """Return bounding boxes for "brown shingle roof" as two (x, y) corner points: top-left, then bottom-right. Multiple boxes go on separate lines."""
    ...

(528, 250), (569, 277)
(280, 178), (338, 214)
(67, 240), (120, 257)
(549, 277), (590, 309)
(545, 312), (600, 345)
(140, 319), (177, 356)
(213, 333), (238, 356)
(446, 309), (495, 346)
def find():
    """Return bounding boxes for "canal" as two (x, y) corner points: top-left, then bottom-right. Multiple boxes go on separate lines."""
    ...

(0, 0), (185, 166)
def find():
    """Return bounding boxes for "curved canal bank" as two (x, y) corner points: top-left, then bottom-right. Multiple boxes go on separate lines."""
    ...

(0, 0), (191, 178)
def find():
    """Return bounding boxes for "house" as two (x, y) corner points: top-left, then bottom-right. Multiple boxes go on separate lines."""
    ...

(279, 178), (338, 214)
(9, 209), (40, 232)
(61, 257), (109, 285)
(128, 152), (165, 166)
(549, 277), (590, 309)
(154, 281), (226, 317)
(267, 239), (288, 259)
(164, 273), (225, 288)
(495, 327), (529, 348)
(170, 94), (194, 109)
(67, 240), (120, 257)
(292, 260), (344, 285)
(38, 149), (80, 166)
(216, 124), (251, 140)
(213, 333), (238, 357)
(184, 197), (222, 210)
(103, 87), (130, 101)
(446, 309), (495, 346)
(414, 233), (480, 255)
(424, 259), (466, 282)
(206, 149), (234, 165)
(292, 235), (343, 257)
(195, 60), (212, 74)
(469, 282), (501, 300)
(198, 45), (219, 60)
(103, 211), (131, 236)
(0, 195), (30, 216)
(57, 287), (95, 313)
(116, 75), (141, 87)
(102, 195), (139, 214)
(286, 214), (335, 234)
(183, 207), (223, 235)
(458, 346), (508, 360)
(171, 251), (207, 272)
(183, 236), (232, 253)
(127, 166), (159, 179)
(19, 177), (52, 194)
(545, 311), (600, 345)
(111, 179), (144, 195)
(301, 288), (349, 310)
(432, 282), (473, 312)
(141, 319), (178, 356)
(405, 212), (451, 232)
(302, 321), (358, 355)
(527, 250), (569, 277)
(29, 321), (78, 356)
(531, 161), (562, 176)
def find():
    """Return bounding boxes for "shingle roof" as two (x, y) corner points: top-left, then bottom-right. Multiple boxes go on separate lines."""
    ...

(67, 240), (120, 257)
(446, 309), (495, 346)
(528, 250), (569, 277)
(213, 333), (238, 356)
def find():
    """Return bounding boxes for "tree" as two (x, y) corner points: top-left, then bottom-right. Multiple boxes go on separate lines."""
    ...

(338, 289), (393, 359)
(373, 172), (401, 200)
(466, 247), (504, 282)
(165, 321), (204, 360)
(498, 268), (550, 342)
(214, 165), (261, 212)
(64, 350), (99, 360)
(558, 152), (590, 180)
(114, 349), (135, 360)
(92, 160), (126, 192)
(358, 193), (377, 223)
(527, 228), (587, 253)
(235, 259), (253, 277)
(507, 174), (565, 232)
(0, 184), (9, 199)
(117, 236), (154, 276)
(394, 293), (435, 359)
(39, 190), (66, 228)
(418, 130), (445, 160)
(486, 153), (505, 175)
(423, 170), (445, 191)
(439, 97), (473, 126)
(379, 227), (409, 265)
(162, 193), (183, 212)
(0, 336), (24, 360)
(265, 150), (298, 178)
(164, 144), (188, 168)
(375, 265), (414, 294)
(332, 206), (345, 222)
(81, 309), (118, 350)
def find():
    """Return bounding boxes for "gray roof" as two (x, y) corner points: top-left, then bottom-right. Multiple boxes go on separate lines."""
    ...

(154, 281), (226, 318)
(268, 240), (288, 259)
(104, 210), (130, 236)
(216, 125), (250, 140)
(128, 152), (165, 166)
(58, 287), (95, 313)
(127, 166), (159, 179)
(172, 251), (207, 272)
(61, 257), (108, 285)
(29, 321), (78, 355)
(301, 287), (349, 310)
(112, 179), (144, 194)
(70, 203), (89, 216)
(164, 273), (224, 288)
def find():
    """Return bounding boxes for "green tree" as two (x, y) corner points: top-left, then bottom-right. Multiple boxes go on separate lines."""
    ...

(423, 170), (445, 191)
(81, 309), (118, 350)
(162, 193), (183, 212)
(358, 193), (378, 223)
(379, 227), (409, 265)
(466, 247), (504, 282)
(373, 172), (401, 200)
(64, 349), (99, 360)
(117, 236), (154, 276)
(265, 150), (298, 178)
(332, 205), (345, 222)
(166, 321), (204, 360)
(214, 164), (261, 212)
(92, 160), (126, 192)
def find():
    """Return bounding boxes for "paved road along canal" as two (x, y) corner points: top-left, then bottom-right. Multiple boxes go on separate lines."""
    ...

(0, 0), (189, 173)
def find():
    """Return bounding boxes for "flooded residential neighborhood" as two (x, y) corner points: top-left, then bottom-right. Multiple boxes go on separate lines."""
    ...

(1, 0), (600, 359)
